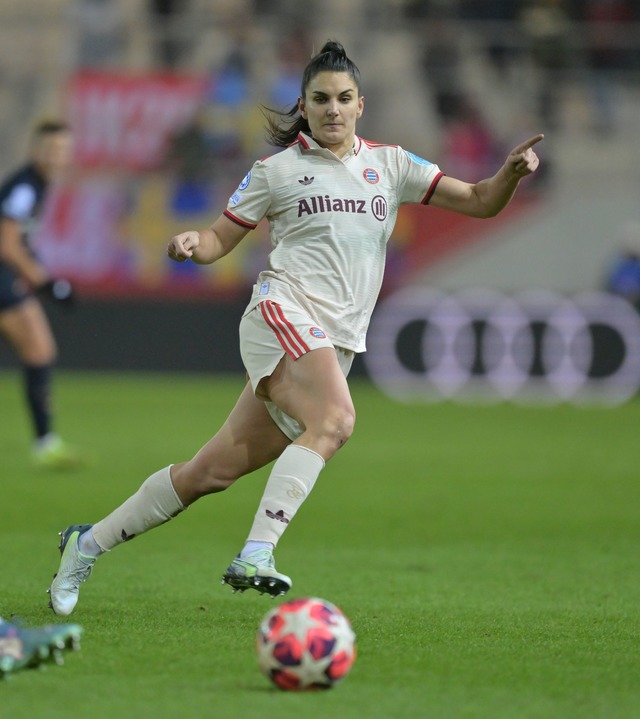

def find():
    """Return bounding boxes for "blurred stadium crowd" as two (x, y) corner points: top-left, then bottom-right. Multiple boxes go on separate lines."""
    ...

(1, 2), (639, 294)
(0, 0), (638, 308)
(1, 0), (639, 170)
(0, 0), (639, 399)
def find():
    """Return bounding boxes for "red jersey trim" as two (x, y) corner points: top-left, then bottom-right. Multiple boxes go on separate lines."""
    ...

(421, 171), (445, 205)
(260, 301), (311, 360)
(297, 133), (311, 149)
(361, 137), (399, 150)
(223, 210), (257, 229)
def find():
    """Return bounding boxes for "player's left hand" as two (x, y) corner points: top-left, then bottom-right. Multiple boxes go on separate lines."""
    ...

(38, 278), (76, 308)
(505, 134), (544, 179)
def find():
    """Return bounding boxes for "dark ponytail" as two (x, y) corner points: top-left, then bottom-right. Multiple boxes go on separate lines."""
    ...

(263, 40), (361, 148)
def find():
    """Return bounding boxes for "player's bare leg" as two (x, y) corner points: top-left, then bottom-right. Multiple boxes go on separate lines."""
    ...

(0, 297), (56, 365)
(223, 347), (356, 596)
(0, 298), (80, 468)
(170, 381), (292, 503)
(48, 382), (290, 614)
(264, 346), (356, 461)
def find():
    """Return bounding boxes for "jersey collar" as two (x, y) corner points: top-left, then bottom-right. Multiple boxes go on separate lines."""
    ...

(297, 132), (362, 158)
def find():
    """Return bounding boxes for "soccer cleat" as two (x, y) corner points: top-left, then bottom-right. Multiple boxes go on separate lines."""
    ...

(0, 618), (83, 677)
(32, 434), (83, 471)
(48, 524), (96, 616)
(221, 548), (292, 597)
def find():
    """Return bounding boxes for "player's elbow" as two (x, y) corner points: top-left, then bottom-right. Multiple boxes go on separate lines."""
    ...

(470, 197), (507, 219)
(477, 206), (501, 219)
(457, 206), (496, 220)
(0, 239), (11, 263)
(467, 184), (509, 219)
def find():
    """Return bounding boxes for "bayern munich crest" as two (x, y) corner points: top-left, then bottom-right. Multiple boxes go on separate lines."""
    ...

(238, 171), (251, 190)
(309, 327), (327, 339)
(363, 168), (379, 184)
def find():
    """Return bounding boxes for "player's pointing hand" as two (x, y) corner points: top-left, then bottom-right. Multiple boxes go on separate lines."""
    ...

(506, 133), (544, 179)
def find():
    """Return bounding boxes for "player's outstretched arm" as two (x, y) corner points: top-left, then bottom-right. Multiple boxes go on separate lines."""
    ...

(430, 134), (544, 219)
(167, 214), (249, 265)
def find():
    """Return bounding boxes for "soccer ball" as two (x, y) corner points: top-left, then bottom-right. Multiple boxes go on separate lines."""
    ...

(256, 597), (356, 691)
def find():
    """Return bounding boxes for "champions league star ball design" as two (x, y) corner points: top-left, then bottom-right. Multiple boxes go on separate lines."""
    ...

(256, 597), (356, 690)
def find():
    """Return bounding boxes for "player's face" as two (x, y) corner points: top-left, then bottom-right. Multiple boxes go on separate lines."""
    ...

(33, 131), (73, 180)
(298, 72), (364, 158)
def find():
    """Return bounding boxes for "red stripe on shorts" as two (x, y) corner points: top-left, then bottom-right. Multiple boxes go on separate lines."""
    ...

(260, 301), (310, 360)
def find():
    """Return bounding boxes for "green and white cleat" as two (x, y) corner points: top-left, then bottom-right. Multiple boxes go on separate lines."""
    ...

(33, 434), (83, 471)
(0, 618), (83, 677)
(221, 548), (291, 597)
(48, 525), (95, 616)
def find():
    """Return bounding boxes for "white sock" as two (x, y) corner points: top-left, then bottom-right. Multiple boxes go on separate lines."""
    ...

(92, 466), (185, 552)
(78, 528), (103, 557)
(246, 445), (325, 547)
(240, 540), (274, 558)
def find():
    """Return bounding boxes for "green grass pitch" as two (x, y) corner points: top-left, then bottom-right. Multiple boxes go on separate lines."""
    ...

(1, 371), (639, 718)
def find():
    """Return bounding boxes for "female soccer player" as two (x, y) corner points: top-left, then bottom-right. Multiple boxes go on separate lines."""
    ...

(48, 40), (542, 615)
(0, 120), (79, 469)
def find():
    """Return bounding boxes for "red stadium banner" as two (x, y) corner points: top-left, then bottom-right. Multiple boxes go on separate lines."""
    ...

(66, 71), (206, 170)
(34, 177), (133, 285)
(33, 70), (260, 299)
(38, 72), (541, 300)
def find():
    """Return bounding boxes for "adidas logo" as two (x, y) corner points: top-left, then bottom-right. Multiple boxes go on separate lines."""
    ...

(265, 509), (290, 524)
(121, 529), (136, 542)
(298, 175), (314, 186)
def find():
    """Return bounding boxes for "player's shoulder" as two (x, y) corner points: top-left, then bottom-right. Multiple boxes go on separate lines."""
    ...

(249, 143), (304, 188)
(358, 138), (434, 164)
(358, 137), (400, 152)
(0, 164), (43, 198)
(254, 142), (299, 169)
(356, 137), (405, 164)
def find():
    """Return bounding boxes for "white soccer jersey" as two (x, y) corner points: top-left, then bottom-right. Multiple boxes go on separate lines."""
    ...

(224, 132), (443, 353)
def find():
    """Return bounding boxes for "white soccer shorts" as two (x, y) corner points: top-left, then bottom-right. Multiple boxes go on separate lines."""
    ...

(239, 300), (354, 440)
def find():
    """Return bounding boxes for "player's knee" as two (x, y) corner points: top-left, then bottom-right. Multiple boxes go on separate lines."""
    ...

(21, 340), (57, 366)
(339, 405), (356, 444)
(321, 404), (356, 453)
(40, 345), (57, 365)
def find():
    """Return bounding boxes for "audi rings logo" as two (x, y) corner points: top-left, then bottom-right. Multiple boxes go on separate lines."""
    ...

(364, 288), (640, 406)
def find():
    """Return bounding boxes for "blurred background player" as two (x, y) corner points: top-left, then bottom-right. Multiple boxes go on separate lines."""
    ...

(0, 119), (80, 469)
(604, 221), (640, 311)
(0, 616), (82, 677)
